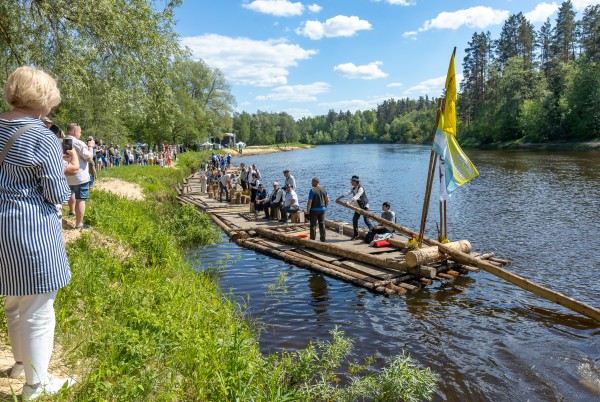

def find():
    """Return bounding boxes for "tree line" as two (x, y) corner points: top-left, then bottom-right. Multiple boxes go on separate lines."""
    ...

(3, 1), (597, 149)
(0, 0), (234, 148)
(233, 97), (437, 145)
(235, 0), (599, 146)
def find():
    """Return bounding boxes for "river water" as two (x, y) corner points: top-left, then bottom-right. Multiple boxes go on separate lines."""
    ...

(189, 144), (600, 401)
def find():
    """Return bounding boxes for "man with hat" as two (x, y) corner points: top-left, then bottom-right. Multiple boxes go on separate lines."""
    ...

(263, 181), (283, 220)
(254, 183), (269, 218)
(280, 184), (299, 223)
(306, 177), (329, 242)
(336, 175), (373, 240)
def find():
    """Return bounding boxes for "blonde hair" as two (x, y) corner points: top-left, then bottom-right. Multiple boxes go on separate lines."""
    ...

(3, 66), (61, 110)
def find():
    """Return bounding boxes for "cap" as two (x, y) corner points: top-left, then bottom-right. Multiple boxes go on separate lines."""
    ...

(273, 181), (279, 186)
(42, 117), (53, 123)
(258, 183), (264, 188)
(285, 184), (292, 189)
(312, 177), (320, 183)
(351, 175), (360, 182)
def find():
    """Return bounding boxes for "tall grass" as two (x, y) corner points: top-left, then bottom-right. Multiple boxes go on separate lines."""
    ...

(1, 151), (437, 400)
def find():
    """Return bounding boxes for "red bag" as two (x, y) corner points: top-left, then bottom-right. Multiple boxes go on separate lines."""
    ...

(372, 240), (390, 248)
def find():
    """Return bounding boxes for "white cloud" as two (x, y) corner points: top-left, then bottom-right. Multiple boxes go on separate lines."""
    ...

(282, 108), (314, 119)
(387, 82), (403, 88)
(319, 99), (376, 112)
(319, 93), (406, 112)
(402, 31), (417, 39)
(296, 15), (372, 39)
(243, 0), (304, 17)
(525, 2), (559, 23)
(256, 82), (330, 102)
(308, 3), (322, 13)
(406, 6), (509, 37)
(404, 74), (464, 96)
(180, 34), (317, 86)
(383, 0), (412, 5)
(334, 61), (388, 79)
(373, 0), (413, 5)
(572, 0), (600, 10)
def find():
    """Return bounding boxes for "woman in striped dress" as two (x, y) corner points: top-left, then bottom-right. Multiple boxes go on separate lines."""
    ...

(0, 66), (74, 400)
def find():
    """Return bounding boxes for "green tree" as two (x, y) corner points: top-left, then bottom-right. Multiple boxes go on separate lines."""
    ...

(564, 60), (600, 139)
(0, 0), (183, 142)
(552, 0), (577, 62)
(578, 5), (600, 60)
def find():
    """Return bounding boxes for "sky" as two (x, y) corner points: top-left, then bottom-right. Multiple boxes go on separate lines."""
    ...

(175, 0), (600, 120)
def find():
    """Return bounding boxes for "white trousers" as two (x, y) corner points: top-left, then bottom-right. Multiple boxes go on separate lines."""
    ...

(5, 291), (57, 385)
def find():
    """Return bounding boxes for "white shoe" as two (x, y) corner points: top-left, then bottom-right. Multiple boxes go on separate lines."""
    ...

(22, 376), (75, 401)
(9, 362), (24, 379)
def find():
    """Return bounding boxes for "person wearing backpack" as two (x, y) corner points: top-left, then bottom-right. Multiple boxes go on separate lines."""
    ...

(336, 175), (373, 240)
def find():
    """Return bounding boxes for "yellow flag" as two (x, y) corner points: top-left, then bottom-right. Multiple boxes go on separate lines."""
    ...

(442, 51), (457, 137)
(433, 49), (478, 194)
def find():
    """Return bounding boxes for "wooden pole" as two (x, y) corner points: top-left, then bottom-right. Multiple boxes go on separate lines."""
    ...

(418, 98), (444, 247)
(443, 200), (448, 240)
(336, 199), (600, 322)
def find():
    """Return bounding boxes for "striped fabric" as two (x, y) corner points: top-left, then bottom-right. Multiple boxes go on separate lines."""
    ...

(0, 117), (71, 296)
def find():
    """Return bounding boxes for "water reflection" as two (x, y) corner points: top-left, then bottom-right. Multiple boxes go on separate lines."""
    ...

(307, 273), (329, 317)
(191, 144), (600, 401)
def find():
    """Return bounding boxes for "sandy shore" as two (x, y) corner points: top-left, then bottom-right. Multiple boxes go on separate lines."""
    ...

(232, 145), (311, 157)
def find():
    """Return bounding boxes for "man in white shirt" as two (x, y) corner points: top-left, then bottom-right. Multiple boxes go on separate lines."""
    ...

(280, 184), (299, 223)
(65, 123), (94, 229)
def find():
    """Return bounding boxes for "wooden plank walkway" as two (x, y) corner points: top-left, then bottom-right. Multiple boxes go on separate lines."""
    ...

(177, 172), (504, 297)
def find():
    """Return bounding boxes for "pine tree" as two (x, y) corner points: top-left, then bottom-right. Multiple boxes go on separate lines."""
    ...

(552, 0), (577, 62)
(578, 5), (600, 60)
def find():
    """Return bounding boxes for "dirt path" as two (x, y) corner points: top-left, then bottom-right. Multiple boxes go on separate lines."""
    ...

(93, 178), (144, 201)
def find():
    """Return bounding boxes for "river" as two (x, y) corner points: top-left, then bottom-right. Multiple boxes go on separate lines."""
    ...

(189, 144), (600, 401)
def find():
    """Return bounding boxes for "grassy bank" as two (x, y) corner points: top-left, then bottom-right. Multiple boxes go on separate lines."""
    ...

(1, 151), (437, 401)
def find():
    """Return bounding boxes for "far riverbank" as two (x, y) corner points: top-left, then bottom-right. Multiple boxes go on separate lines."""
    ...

(465, 140), (600, 151)
(233, 143), (314, 157)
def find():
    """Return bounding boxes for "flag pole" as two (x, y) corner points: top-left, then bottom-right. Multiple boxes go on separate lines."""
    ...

(420, 47), (457, 247)
(418, 99), (442, 247)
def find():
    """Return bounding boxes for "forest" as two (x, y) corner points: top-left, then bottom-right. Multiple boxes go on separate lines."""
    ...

(234, 0), (600, 146)
(1, 1), (598, 148)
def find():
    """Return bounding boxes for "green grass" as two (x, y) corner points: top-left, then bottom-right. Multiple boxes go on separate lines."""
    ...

(1, 150), (437, 401)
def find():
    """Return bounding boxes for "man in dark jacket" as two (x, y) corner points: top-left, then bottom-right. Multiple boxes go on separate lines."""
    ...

(306, 177), (329, 242)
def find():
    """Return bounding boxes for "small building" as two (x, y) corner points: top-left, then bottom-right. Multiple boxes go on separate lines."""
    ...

(221, 133), (236, 148)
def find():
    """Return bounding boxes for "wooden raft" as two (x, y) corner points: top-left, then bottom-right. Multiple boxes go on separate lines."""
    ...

(176, 173), (507, 298)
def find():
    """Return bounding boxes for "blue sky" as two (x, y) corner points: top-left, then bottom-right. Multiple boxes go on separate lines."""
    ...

(176, 0), (600, 119)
